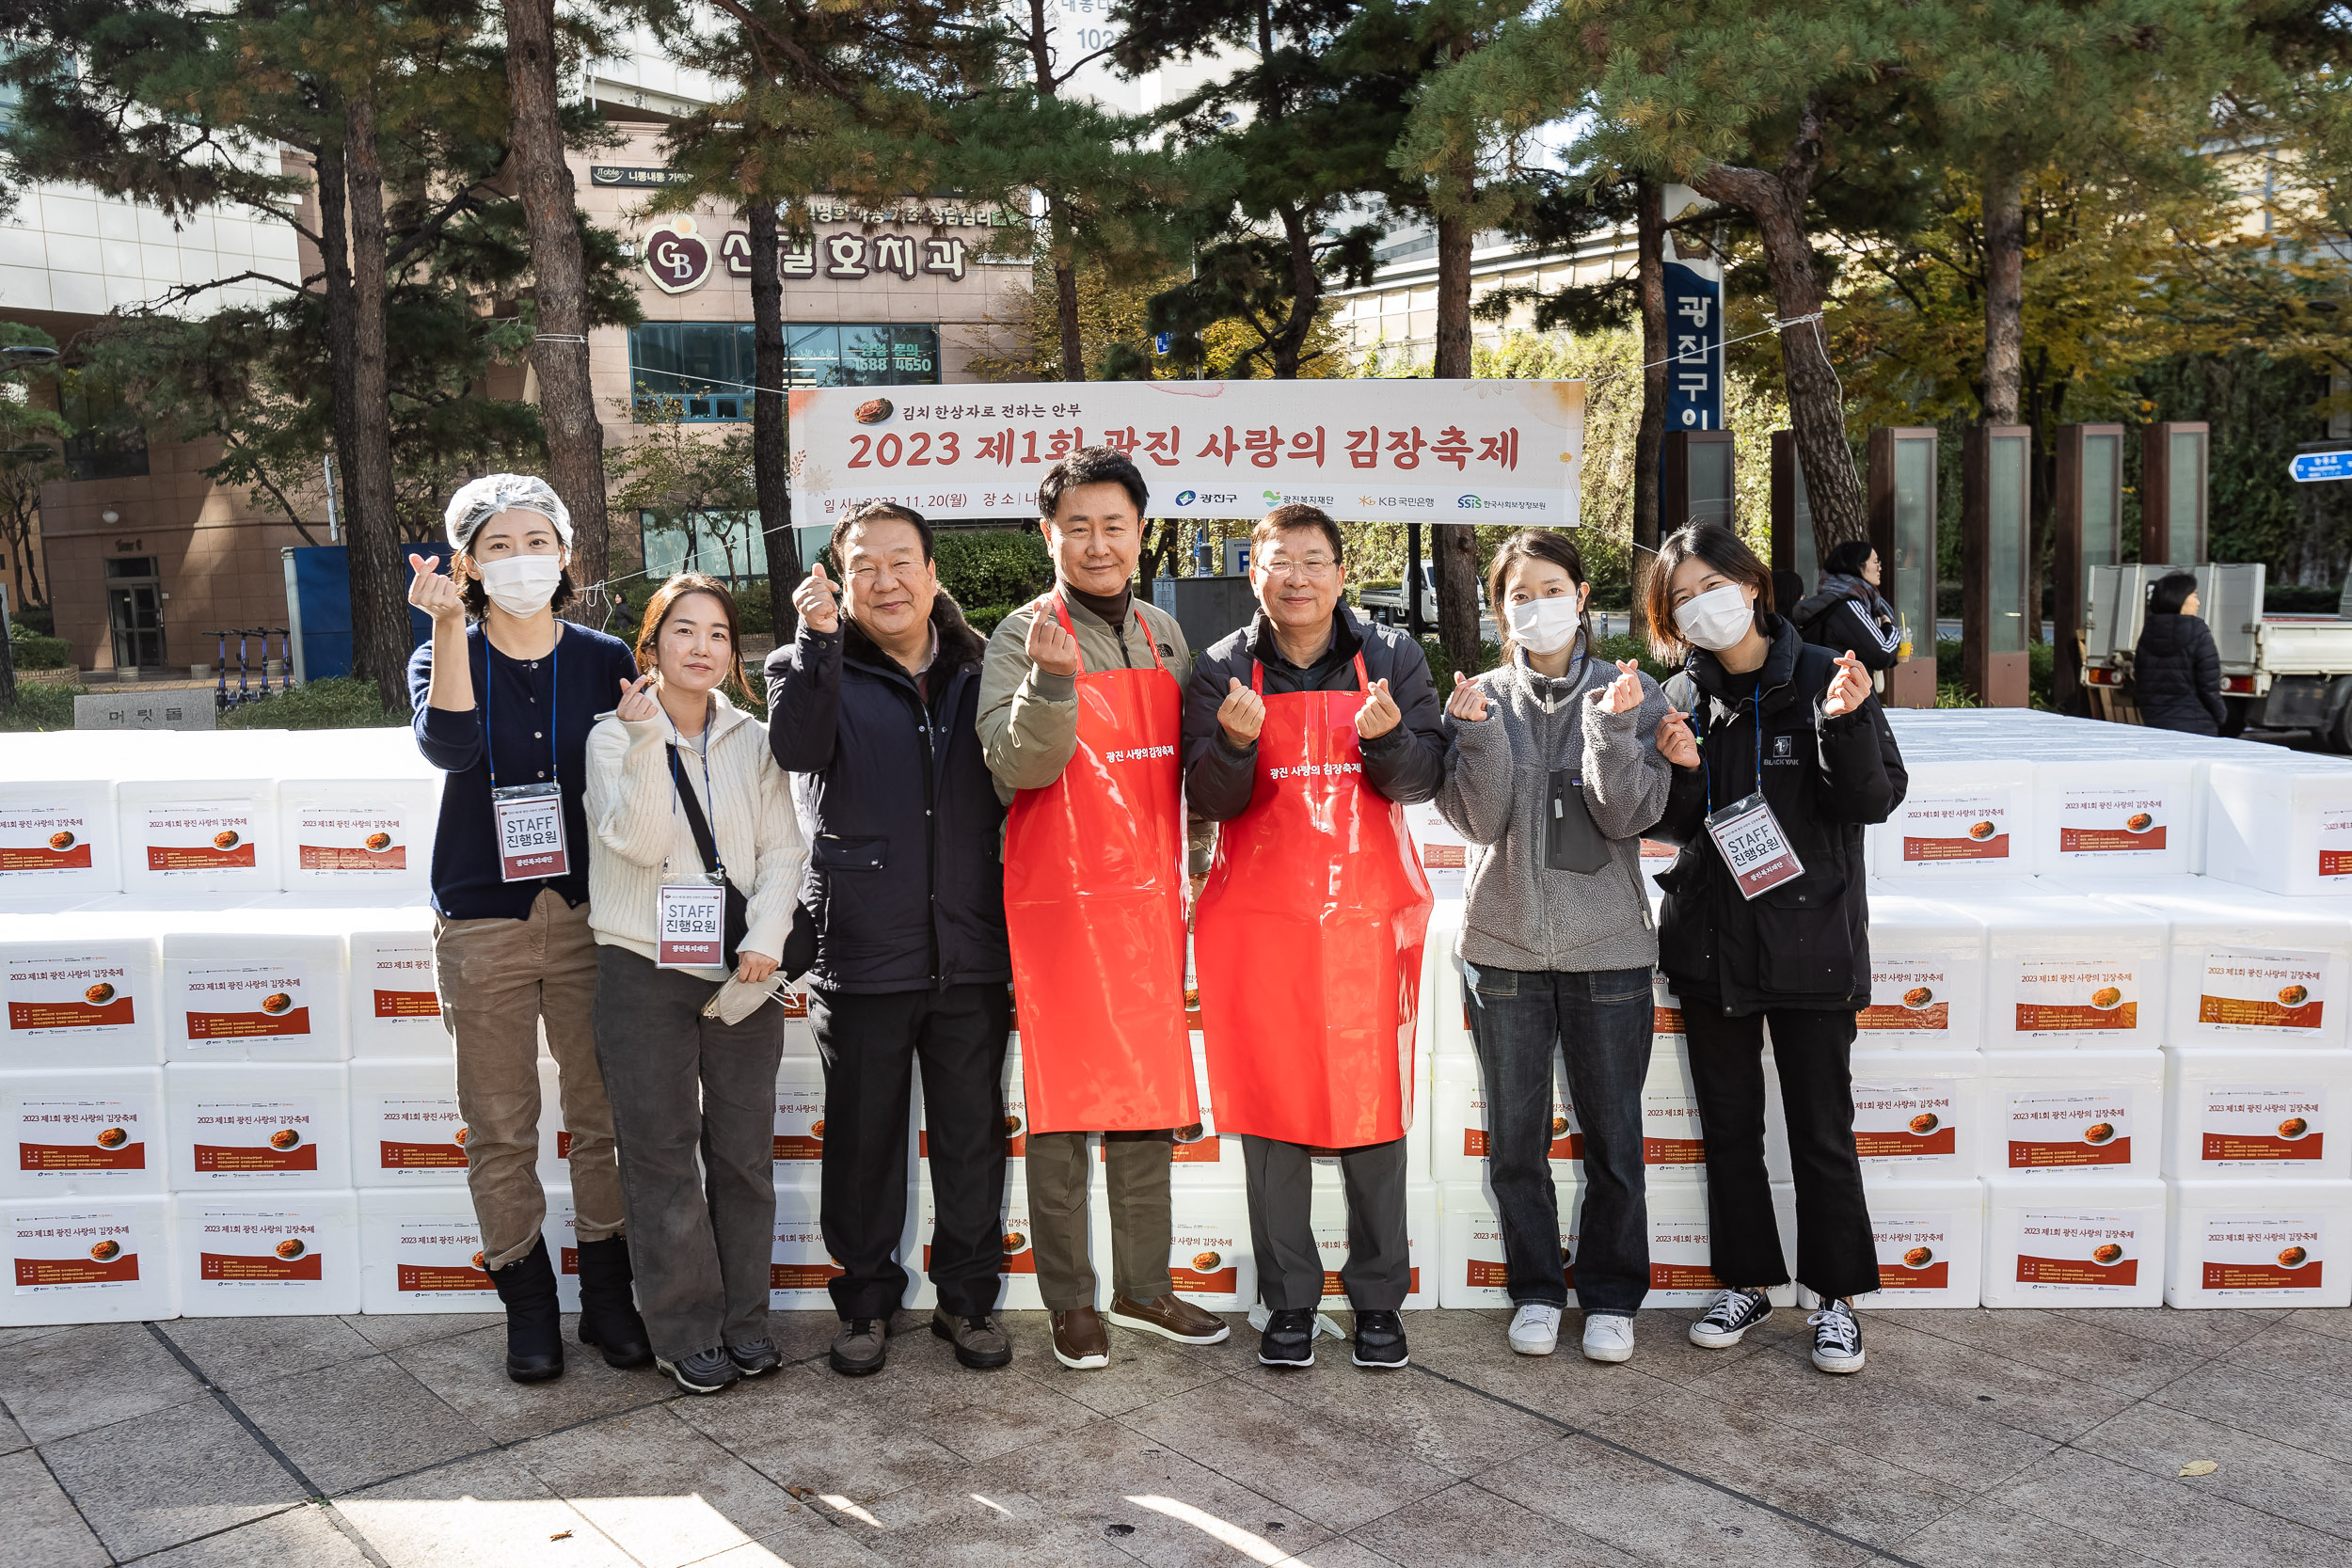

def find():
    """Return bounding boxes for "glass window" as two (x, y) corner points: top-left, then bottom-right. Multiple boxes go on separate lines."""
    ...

(2169, 429), (2206, 565)
(1891, 435), (1935, 650)
(636, 510), (769, 585)
(1988, 434), (2027, 655)
(2081, 432), (2120, 589)
(628, 323), (945, 420)
(60, 376), (149, 482)
(105, 556), (159, 580)
(1687, 438), (1733, 525)
(1789, 454), (1818, 588)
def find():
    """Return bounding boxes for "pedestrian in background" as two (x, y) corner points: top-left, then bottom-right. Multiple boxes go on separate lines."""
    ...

(2133, 571), (2229, 735)
(1789, 540), (1903, 687)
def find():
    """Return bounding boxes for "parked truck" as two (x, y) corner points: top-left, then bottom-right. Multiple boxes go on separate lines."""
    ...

(2080, 562), (2352, 746)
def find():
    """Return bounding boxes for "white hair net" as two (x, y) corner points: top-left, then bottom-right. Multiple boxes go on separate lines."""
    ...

(444, 473), (574, 553)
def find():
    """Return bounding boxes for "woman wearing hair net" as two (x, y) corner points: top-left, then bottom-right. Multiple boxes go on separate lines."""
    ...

(406, 474), (654, 1383)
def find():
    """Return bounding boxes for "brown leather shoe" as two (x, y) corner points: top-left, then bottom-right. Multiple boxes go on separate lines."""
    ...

(1049, 1306), (1110, 1370)
(1108, 1291), (1232, 1345)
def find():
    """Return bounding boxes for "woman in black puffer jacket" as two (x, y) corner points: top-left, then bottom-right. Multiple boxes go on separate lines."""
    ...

(2133, 573), (2228, 736)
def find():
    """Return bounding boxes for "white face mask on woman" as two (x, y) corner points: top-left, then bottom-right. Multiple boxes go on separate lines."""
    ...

(1673, 583), (1756, 652)
(1506, 595), (1583, 656)
(476, 555), (563, 616)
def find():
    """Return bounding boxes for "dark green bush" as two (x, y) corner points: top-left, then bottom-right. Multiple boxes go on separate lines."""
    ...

(934, 529), (1051, 609)
(8, 622), (71, 670)
(962, 604), (1015, 638)
(0, 681), (82, 731)
(221, 676), (407, 730)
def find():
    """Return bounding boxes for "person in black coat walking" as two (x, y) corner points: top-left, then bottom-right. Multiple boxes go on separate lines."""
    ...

(1642, 523), (1907, 1378)
(2133, 572), (2229, 736)
(1788, 539), (1904, 678)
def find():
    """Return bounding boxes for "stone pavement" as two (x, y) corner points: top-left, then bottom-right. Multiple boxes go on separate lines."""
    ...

(3, 1303), (2348, 1568)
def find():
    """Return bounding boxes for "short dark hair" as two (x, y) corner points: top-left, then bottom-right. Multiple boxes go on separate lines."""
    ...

(1039, 446), (1148, 522)
(460, 564), (577, 621)
(830, 500), (932, 571)
(2147, 571), (2198, 616)
(1821, 538), (1876, 578)
(1251, 503), (1344, 563)
(1643, 521), (1772, 661)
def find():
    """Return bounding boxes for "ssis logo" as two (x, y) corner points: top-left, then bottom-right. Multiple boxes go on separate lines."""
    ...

(1174, 490), (1198, 506)
(1457, 494), (1486, 510)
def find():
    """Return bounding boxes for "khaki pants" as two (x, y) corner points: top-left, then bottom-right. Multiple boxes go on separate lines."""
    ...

(1025, 1131), (1173, 1311)
(434, 889), (624, 1269)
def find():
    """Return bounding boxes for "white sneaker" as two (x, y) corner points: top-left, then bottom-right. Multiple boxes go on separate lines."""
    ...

(1581, 1313), (1635, 1364)
(1506, 1302), (1561, 1356)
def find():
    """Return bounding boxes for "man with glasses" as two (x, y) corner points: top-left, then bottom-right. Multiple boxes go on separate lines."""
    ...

(1182, 504), (1446, 1371)
(767, 501), (1015, 1378)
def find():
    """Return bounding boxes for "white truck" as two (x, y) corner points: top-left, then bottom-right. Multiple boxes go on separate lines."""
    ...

(2081, 562), (2352, 746)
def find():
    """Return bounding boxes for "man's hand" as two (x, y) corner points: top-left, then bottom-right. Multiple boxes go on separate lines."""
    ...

(1822, 649), (1871, 720)
(736, 951), (779, 986)
(407, 553), (465, 625)
(1025, 604), (1081, 678)
(1356, 677), (1401, 740)
(1446, 670), (1489, 722)
(1657, 708), (1700, 769)
(1596, 658), (1645, 716)
(614, 672), (660, 723)
(1217, 676), (1264, 748)
(792, 562), (840, 635)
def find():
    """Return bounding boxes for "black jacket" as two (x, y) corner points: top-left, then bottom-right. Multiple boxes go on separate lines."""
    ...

(764, 595), (1009, 994)
(1650, 616), (1908, 1017)
(2133, 612), (2227, 736)
(1789, 577), (1903, 673)
(1183, 605), (1448, 820)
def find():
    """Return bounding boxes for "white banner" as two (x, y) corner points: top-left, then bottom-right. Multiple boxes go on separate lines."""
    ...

(786, 379), (1584, 527)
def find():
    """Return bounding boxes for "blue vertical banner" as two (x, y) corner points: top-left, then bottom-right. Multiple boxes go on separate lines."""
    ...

(1662, 258), (1724, 431)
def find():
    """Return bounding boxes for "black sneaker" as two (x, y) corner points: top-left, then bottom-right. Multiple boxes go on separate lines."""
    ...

(1687, 1288), (1772, 1349)
(1351, 1309), (1409, 1370)
(728, 1337), (782, 1376)
(1258, 1307), (1315, 1367)
(657, 1346), (742, 1395)
(1808, 1299), (1865, 1374)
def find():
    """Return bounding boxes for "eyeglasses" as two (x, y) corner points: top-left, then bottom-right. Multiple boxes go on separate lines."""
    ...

(1260, 555), (1338, 578)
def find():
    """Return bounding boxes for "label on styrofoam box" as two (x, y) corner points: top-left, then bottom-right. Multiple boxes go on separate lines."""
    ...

(774, 1083), (824, 1163)
(1857, 958), (1955, 1039)
(2054, 789), (2169, 858)
(1897, 790), (2015, 863)
(358, 940), (438, 1025)
(922, 1194), (1038, 1276)
(292, 805), (407, 875)
(2198, 1212), (2326, 1296)
(190, 1099), (322, 1174)
(192, 1207), (326, 1285)
(140, 802), (262, 876)
(13, 1095), (151, 1177)
(2196, 950), (2327, 1034)
(2006, 1089), (2133, 1171)
(0, 804), (98, 876)
(2319, 808), (2352, 880)
(179, 964), (313, 1045)
(1653, 974), (1685, 1040)
(2201, 1085), (2326, 1166)
(393, 1218), (493, 1295)
(2013, 960), (2142, 1037)
(12, 1208), (141, 1292)
(8, 953), (138, 1037)
(1648, 1212), (1723, 1297)
(1851, 1083), (1961, 1168)
(2013, 1209), (2144, 1291)
(1169, 1219), (1248, 1303)
(771, 1214), (841, 1302)
(1868, 1212), (1954, 1295)
(368, 1096), (467, 1177)
(1641, 1090), (1704, 1170)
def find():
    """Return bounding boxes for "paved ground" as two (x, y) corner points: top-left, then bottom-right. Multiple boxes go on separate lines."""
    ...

(3, 1303), (2348, 1568)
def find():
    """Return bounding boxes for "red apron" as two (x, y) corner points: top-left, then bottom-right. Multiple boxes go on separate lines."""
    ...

(1003, 594), (1199, 1133)
(1195, 653), (1434, 1147)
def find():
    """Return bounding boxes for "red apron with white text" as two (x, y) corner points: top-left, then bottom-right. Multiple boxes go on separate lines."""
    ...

(1194, 654), (1433, 1147)
(1003, 595), (1199, 1133)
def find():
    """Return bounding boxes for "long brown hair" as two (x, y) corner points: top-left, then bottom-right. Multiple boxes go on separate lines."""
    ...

(1642, 522), (1773, 662)
(634, 573), (748, 696)
(1486, 529), (1591, 663)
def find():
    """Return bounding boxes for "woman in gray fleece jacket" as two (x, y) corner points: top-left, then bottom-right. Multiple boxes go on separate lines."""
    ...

(1438, 529), (1672, 1365)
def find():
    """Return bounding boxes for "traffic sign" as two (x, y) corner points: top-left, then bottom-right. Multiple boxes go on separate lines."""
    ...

(2291, 449), (2352, 483)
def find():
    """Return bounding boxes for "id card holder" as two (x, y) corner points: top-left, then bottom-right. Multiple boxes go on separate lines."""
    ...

(657, 876), (726, 969)
(1546, 768), (1612, 875)
(491, 783), (569, 882)
(1703, 790), (1804, 900)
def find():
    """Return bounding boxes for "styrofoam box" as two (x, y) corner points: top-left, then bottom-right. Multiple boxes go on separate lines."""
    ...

(1652, 972), (1685, 1045)
(2162, 1046), (2352, 1180)
(1857, 1177), (1984, 1308)
(2077, 875), (2352, 1049)
(1850, 1052), (1985, 1180)
(1436, 1176), (1579, 1309)
(1950, 891), (2168, 1050)
(1424, 923), (1470, 1064)
(1874, 759), (2035, 882)
(1642, 1038), (1707, 1181)
(770, 1181), (833, 1309)
(1174, 1039), (1243, 1180)
(1982, 1050), (2163, 1180)
(2165, 1178), (2352, 1308)
(1648, 1180), (1798, 1308)
(1162, 1183), (1256, 1313)
(166, 1062), (351, 1191)
(1406, 800), (1466, 903)
(2031, 758), (2196, 878)
(777, 984), (816, 1058)
(350, 1058), (467, 1187)
(358, 1187), (501, 1313)
(774, 1054), (825, 1190)
(274, 776), (438, 897)
(0, 914), (166, 1068)
(1431, 1056), (1580, 1183)
(172, 1191), (360, 1317)
(1851, 894), (1989, 1050)
(545, 1185), (580, 1312)
(349, 911), (452, 1058)
(163, 912), (351, 1063)
(1311, 1180), (1437, 1309)
(0, 1068), (165, 1196)
(119, 779), (280, 896)
(0, 781), (121, 904)
(1981, 1176), (2167, 1307)
(2, 1195), (175, 1325)
(2203, 757), (2352, 897)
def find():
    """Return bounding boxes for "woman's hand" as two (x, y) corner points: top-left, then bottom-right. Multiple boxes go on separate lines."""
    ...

(1822, 649), (1871, 720)
(736, 951), (778, 986)
(1595, 658), (1645, 716)
(1446, 671), (1489, 722)
(407, 553), (466, 625)
(1656, 708), (1700, 769)
(614, 672), (660, 722)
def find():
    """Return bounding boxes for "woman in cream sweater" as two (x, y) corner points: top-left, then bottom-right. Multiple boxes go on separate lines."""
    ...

(585, 573), (806, 1396)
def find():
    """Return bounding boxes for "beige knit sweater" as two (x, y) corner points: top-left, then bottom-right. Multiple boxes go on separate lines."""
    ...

(583, 690), (806, 990)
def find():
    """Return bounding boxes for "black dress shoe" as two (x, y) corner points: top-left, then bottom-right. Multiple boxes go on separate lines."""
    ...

(574, 1236), (653, 1369)
(1352, 1308), (1409, 1369)
(487, 1238), (564, 1384)
(1258, 1307), (1315, 1368)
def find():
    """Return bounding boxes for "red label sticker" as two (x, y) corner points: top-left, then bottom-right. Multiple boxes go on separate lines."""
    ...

(2014, 1001), (2137, 1032)
(2201, 1260), (2321, 1291)
(1856, 1126), (1958, 1159)
(194, 1140), (319, 1173)
(20, 1139), (145, 1172)
(1903, 832), (2009, 862)
(373, 990), (439, 1020)
(0, 842), (93, 871)
(200, 1250), (324, 1282)
(1877, 1259), (1950, 1290)
(771, 1261), (845, 1289)
(2015, 1252), (2137, 1286)
(185, 1006), (310, 1040)
(397, 1261), (492, 1291)
(297, 843), (406, 872)
(1643, 1136), (1705, 1166)
(2009, 1135), (2130, 1170)
(2058, 825), (2166, 854)
(1171, 1262), (1239, 1292)
(9, 997), (135, 1032)
(1857, 1001), (1950, 1032)
(15, 1253), (138, 1286)
(2202, 1132), (2323, 1162)
(378, 1139), (467, 1170)
(1649, 1260), (1722, 1291)
(148, 842), (258, 871)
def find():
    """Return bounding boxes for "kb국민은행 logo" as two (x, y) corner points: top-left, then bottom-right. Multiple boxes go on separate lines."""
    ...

(643, 216), (712, 294)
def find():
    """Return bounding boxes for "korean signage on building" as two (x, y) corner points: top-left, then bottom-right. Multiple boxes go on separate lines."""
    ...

(1662, 253), (1723, 432)
(639, 206), (1018, 295)
(787, 379), (1585, 526)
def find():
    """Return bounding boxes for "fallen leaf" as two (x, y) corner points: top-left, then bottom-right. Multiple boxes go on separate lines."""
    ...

(2179, 1461), (2218, 1478)
(548, 1528), (573, 1540)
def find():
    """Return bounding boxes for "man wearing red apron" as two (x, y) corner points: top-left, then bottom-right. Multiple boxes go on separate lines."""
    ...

(1184, 504), (1446, 1370)
(978, 448), (1232, 1370)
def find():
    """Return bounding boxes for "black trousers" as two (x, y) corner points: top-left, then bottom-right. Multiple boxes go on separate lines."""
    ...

(1681, 1006), (1882, 1302)
(1239, 1134), (1411, 1312)
(810, 982), (1010, 1320)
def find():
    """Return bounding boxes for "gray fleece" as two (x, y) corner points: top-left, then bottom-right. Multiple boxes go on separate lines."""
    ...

(1437, 651), (1673, 973)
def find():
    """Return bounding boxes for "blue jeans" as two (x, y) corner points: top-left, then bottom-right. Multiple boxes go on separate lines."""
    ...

(1462, 961), (1655, 1314)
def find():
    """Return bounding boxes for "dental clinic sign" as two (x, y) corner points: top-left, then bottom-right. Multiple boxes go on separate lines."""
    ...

(787, 379), (1585, 526)
(642, 213), (1001, 294)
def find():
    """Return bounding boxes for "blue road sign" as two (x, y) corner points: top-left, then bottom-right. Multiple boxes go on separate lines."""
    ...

(1154, 332), (1172, 356)
(2291, 450), (2352, 483)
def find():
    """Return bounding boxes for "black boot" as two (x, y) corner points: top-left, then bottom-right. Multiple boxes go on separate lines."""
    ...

(575, 1235), (653, 1369)
(488, 1236), (564, 1384)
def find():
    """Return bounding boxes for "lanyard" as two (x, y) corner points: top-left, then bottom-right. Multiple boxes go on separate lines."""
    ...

(1701, 688), (1763, 815)
(483, 629), (559, 792)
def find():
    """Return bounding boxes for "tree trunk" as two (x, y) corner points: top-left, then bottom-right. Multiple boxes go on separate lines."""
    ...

(749, 198), (798, 640)
(342, 87), (406, 709)
(1270, 202), (1320, 380)
(1633, 177), (1668, 644)
(1980, 167), (2025, 427)
(1052, 248), (1085, 381)
(1432, 202), (1480, 674)
(504, 0), (609, 594)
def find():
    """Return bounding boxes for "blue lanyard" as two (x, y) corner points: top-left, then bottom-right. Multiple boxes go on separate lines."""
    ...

(1701, 689), (1763, 815)
(665, 707), (724, 881)
(482, 628), (558, 792)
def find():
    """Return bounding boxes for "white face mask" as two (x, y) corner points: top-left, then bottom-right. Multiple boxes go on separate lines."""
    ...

(1674, 583), (1756, 652)
(1506, 595), (1583, 656)
(477, 555), (563, 616)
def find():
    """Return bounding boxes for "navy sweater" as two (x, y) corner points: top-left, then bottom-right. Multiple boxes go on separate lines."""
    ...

(407, 621), (642, 921)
